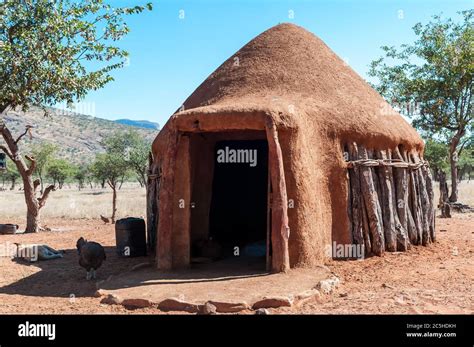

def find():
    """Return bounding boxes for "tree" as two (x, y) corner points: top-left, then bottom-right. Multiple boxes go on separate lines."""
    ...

(0, 0), (151, 232)
(73, 163), (93, 190)
(424, 139), (449, 180)
(92, 152), (129, 223)
(47, 159), (73, 189)
(31, 143), (57, 193)
(103, 130), (151, 187)
(369, 10), (473, 202)
(457, 142), (474, 181)
(1, 157), (20, 190)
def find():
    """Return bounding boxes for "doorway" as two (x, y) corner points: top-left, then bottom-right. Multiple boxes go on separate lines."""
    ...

(209, 140), (269, 263)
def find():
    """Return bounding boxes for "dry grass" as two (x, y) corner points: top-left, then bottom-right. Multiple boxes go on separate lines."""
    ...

(433, 180), (474, 206)
(0, 183), (146, 223)
(0, 180), (472, 225)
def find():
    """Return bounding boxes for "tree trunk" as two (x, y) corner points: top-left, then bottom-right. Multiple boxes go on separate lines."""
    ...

(448, 133), (463, 202)
(109, 182), (117, 224)
(38, 173), (44, 195)
(449, 151), (458, 202)
(23, 174), (40, 233)
(439, 171), (451, 218)
(1, 121), (46, 233)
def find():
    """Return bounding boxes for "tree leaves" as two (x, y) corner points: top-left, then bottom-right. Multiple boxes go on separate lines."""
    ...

(369, 10), (473, 147)
(0, 0), (152, 113)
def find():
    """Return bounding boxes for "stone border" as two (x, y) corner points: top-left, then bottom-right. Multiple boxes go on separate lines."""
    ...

(96, 275), (341, 314)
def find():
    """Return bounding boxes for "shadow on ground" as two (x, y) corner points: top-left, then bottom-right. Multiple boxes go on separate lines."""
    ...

(0, 247), (273, 299)
(0, 246), (151, 298)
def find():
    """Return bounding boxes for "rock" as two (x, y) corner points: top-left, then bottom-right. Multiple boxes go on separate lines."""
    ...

(121, 298), (154, 309)
(158, 298), (199, 313)
(339, 292), (348, 297)
(252, 296), (293, 310)
(197, 302), (217, 315)
(94, 289), (107, 298)
(295, 289), (321, 301)
(100, 294), (122, 305)
(315, 276), (340, 294)
(255, 308), (270, 315)
(382, 283), (395, 289)
(207, 300), (249, 313)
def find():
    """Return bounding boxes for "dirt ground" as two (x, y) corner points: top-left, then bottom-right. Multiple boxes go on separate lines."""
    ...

(0, 213), (472, 314)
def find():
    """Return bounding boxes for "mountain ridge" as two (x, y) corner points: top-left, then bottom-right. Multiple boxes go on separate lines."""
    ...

(0, 106), (158, 164)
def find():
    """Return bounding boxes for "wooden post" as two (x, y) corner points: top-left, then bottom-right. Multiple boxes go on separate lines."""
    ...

(407, 153), (423, 245)
(265, 117), (290, 273)
(172, 134), (191, 268)
(146, 152), (160, 252)
(393, 147), (417, 246)
(375, 149), (397, 251)
(347, 143), (364, 246)
(266, 166), (272, 271)
(156, 128), (179, 270)
(411, 153), (430, 245)
(358, 146), (385, 255)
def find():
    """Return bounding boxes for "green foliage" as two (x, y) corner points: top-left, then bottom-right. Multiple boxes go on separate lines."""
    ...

(0, 0), (152, 113)
(369, 10), (473, 142)
(424, 139), (449, 174)
(457, 141), (474, 178)
(1, 157), (20, 188)
(46, 158), (74, 188)
(102, 129), (151, 186)
(72, 163), (93, 189)
(92, 152), (128, 188)
(31, 142), (57, 180)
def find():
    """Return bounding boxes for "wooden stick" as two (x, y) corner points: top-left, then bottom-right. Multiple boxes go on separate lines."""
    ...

(358, 146), (385, 255)
(375, 149), (397, 251)
(387, 149), (408, 251)
(411, 153), (430, 245)
(393, 147), (417, 246)
(348, 143), (364, 246)
(407, 153), (422, 245)
(265, 117), (290, 273)
(156, 128), (179, 270)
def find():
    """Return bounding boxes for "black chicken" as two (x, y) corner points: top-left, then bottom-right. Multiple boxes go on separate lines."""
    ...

(76, 237), (106, 280)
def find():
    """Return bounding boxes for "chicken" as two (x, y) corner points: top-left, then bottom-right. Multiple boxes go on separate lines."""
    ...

(76, 237), (106, 280)
(100, 215), (110, 224)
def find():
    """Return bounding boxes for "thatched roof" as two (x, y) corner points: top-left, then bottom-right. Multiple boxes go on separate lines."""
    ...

(170, 23), (422, 151)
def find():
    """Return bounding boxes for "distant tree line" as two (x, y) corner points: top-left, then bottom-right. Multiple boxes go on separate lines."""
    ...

(424, 138), (473, 182)
(1, 130), (151, 196)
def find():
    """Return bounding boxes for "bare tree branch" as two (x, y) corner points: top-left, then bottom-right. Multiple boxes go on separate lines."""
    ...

(38, 185), (56, 209)
(25, 155), (36, 175)
(0, 145), (13, 160)
(33, 178), (41, 192)
(15, 125), (32, 144)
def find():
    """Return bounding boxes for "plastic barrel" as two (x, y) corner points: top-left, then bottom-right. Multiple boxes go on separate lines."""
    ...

(115, 217), (147, 257)
(0, 224), (18, 234)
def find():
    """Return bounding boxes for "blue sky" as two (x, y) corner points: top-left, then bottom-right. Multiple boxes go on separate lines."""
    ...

(77, 0), (472, 126)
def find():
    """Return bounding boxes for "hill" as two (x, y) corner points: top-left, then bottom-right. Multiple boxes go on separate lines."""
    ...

(0, 106), (158, 164)
(114, 119), (160, 130)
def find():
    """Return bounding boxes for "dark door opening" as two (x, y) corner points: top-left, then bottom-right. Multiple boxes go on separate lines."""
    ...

(208, 140), (269, 263)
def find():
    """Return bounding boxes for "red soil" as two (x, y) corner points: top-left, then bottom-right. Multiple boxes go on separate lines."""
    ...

(0, 214), (471, 314)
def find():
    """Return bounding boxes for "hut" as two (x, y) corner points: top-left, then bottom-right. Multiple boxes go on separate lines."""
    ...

(147, 23), (434, 273)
